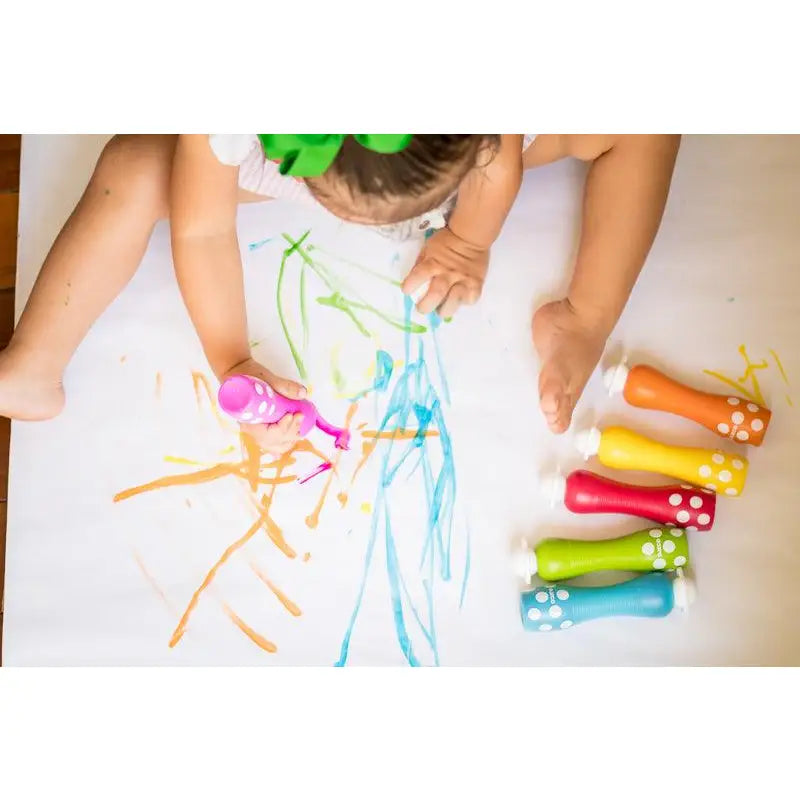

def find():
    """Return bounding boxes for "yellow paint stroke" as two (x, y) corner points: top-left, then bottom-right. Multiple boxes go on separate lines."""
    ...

(249, 562), (303, 617)
(357, 422), (367, 431)
(770, 350), (791, 385)
(132, 550), (173, 611)
(306, 403), (357, 529)
(155, 372), (163, 400)
(360, 502), (372, 514)
(164, 456), (205, 466)
(219, 445), (236, 455)
(170, 499), (274, 647)
(337, 491), (349, 508)
(735, 345), (768, 405)
(702, 370), (760, 403)
(303, 552), (311, 562)
(360, 428), (440, 440)
(222, 604), (277, 653)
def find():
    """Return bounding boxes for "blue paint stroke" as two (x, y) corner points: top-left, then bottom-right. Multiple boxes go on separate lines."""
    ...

(428, 312), (451, 405)
(459, 523), (471, 609)
(346, 349), (395, 403)
(248, 237), (273, 251)
(374, 350), (394, 392)
(337, 295), (463, 666)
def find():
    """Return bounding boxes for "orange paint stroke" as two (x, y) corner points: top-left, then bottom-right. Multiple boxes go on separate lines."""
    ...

(357, 422), (367, 430)
(222, 604), (277, 653)
(170, 504), (271, 647)
(360, 429), (440, 440)
(306, 403), (357, 529)
(337, 491), (348, 508)
(350, 441), (377, 486)
(155, 371), (163, 399)
(242, 432), (262, 492)
(249, 562), (302, 617)
(191, 370), (229, 430)
(120, 355), (127, 364)
(303, 552), (311, 562)
(113, 463), (296, 503)
(132, 550), (173, 611)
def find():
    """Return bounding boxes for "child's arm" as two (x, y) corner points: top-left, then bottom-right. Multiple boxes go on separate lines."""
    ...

(170, 135), (305, 453)
(170, 134), (249, 379)
(532, 134), (681, 434)
(402, 134), (523, 317)
(565, 134), (681, 333)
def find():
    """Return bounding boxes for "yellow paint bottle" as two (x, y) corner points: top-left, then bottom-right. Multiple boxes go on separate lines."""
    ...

(574, 425), (748, 497)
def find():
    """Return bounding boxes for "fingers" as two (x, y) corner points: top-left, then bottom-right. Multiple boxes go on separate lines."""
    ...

(243, 413), (304, 456)
(416, 274), (452, 315)
(401, 257), (437, 297)
(437, 283), (478, 320)
(269, 376), (307, 400)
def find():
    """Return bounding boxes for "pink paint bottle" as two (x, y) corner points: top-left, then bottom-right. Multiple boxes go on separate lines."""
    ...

(218, 374), (350, 449)
(542, 469), (717, 531)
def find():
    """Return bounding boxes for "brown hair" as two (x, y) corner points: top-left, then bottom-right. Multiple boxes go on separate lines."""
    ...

(305, 134), (499, 222)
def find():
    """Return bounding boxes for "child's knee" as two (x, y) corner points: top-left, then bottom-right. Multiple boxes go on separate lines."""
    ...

(92, 135), (175, 219)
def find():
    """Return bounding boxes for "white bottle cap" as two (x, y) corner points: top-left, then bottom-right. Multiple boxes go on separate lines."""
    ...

(603, 362), (630, 396)
(574, 427), (602, 460)
(512, 540), (538, 585)
(672, 574), (697, 611)
(540, 474), (566, 508)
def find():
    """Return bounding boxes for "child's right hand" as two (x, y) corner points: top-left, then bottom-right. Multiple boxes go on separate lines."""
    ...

(221, 358), (307, 457)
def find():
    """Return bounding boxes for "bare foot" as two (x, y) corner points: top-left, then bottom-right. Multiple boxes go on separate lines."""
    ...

(0, 346), (66, 421)
(532, 299), (608, 434)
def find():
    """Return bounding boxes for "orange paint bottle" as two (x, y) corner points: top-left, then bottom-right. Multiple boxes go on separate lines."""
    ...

(604, 362), (771, 446)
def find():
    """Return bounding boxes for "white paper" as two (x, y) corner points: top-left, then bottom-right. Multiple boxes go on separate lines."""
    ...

(4, 134), (800, 665)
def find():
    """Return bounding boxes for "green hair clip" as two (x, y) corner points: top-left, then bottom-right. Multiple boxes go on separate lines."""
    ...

(256, 134), (412, 178)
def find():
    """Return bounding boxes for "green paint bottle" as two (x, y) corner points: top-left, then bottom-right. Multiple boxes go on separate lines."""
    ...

(513, 527), (690, 584)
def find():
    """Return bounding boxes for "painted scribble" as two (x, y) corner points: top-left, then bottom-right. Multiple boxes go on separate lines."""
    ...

(705, 344), (793, 408)
(117, 231), (466, 664)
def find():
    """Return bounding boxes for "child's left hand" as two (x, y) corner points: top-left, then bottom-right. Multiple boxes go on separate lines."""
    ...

(402, 227), (489, 318)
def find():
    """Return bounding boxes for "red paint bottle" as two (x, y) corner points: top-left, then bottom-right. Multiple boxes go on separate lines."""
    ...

(542, 469), (717, 532)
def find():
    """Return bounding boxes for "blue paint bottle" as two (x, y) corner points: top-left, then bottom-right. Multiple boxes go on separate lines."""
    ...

(520, 572), (695, 632)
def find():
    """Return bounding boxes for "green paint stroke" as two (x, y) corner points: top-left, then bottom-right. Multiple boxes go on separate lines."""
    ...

(278, 232), (427, 376)
(316, 293), (372, 337)
(277, 231), (311, 380)
(300, 258), (309, 353)
(330, 347), (347, 394)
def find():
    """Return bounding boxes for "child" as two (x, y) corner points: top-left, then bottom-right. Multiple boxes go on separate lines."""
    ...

(0, 133), (679, 453)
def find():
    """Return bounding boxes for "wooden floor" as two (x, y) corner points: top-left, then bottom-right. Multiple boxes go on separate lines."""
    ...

(0, 134), (21, 660)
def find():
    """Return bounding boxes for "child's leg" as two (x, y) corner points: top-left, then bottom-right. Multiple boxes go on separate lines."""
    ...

(0, 135), (176, 420)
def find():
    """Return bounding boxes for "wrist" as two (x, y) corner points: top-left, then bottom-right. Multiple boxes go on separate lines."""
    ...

(210, 352), (253, 382)
(444, 220), (492, 252)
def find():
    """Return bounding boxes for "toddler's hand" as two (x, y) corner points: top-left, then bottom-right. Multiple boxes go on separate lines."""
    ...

(221, 358), (307, 457)
(401, 227), (489, 318)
